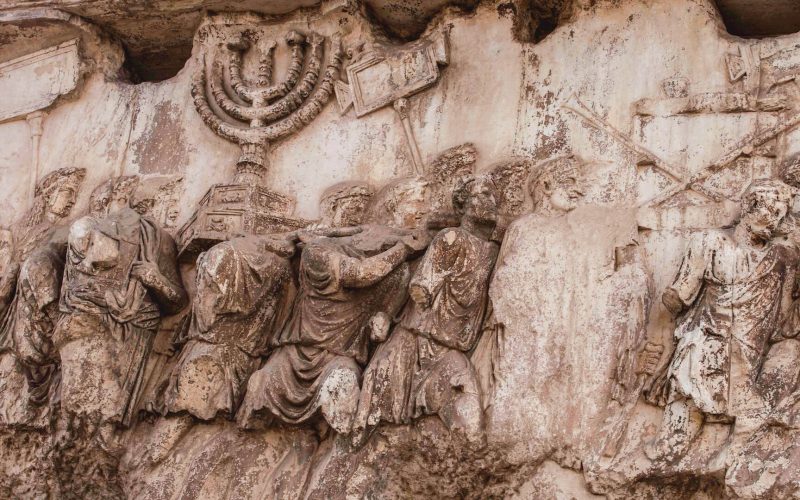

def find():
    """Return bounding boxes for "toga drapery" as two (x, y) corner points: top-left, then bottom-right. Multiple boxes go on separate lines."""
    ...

(54, 208), (182, 426)
(355, 226), (498, 430)
(237, 236), (409, 428)
(649, 230), (796, 418)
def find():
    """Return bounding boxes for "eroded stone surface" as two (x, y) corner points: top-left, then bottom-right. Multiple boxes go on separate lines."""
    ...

(1, 0), (800, 498)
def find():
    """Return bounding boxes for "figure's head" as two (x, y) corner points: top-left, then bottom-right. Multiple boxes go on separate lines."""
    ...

(319, 181), (374, 228)
(368, 176), (430, 229)
(740, 179), (795, 242)
(453, 174), (498, 227)
(131, 176), (183, 229)
(158, 178), (184, 228)
(428, 143), (478, 182)
(528, 155), (585, 214)
(30, 167), (86, 225)
(90, 176), (139, 217)
(426, 143), (478, 212)
(489, 157), (533, 216)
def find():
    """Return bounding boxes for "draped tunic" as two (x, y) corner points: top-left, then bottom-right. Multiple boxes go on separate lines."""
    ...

(162, 237), (295, 420)
(54, 208), (183, 426)
(238, 236), (410, 427)
(355, 227), (498, 430)
(659, 230), (795, 417)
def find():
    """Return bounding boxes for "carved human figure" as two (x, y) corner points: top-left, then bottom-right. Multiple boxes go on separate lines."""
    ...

(160, 233), (296, 421)
(131, 176), (184, 232)
(0, 230), (17, 317)
(0, 167), (86, 423)
(353, 174), (499, 446)
(645, 179), (797, 463)
(237, 181), (430, 434)
(14, 167), (85, 261)
(471, 156), (585, 413)
(425, 143), (477, 214)
(53, 175), (188, 428)
(718, 159), (800, 479)
(487, 157), (533, 240)
(124, 176), (189, 416)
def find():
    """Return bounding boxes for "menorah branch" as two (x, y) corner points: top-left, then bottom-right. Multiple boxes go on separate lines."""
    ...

(254, 35), (324, 123)
(209, 60), (262, 122)
(227, 45), (254, 103)
(260, 31), (306, 101)
(256, 40), (276, 88)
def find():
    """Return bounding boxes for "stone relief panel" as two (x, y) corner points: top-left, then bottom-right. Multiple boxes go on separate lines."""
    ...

(3, 0), (800, 499)
(0, 167), (86, 428)
(0, 39), (81, 123)
(178, 24), (344, 258)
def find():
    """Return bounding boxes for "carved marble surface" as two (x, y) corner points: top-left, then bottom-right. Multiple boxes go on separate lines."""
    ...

(1, 0), (800, 499)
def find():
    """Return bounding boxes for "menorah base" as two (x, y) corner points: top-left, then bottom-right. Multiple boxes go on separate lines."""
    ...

(177, 182), (310, 261)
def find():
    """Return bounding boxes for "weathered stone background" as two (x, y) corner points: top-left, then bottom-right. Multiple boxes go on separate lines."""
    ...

(1, 0), (800, 498)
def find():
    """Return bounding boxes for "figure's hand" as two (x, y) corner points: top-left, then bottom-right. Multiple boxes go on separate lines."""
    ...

(295, 229), (321, 245)
(637, 342), (664, 375)
(401, 230), (432, 254)
(662, 287), (685, 316)
(131, 261), (164, 288)
(409, 284), (432, 309)
(367, 312), (391, 343)
(259, 233), (298, 258)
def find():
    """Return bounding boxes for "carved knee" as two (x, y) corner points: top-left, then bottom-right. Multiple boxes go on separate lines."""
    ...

(319, 366), (360, 435)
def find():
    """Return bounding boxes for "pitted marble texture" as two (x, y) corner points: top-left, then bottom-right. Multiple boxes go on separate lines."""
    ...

(1, 0), (800, 498)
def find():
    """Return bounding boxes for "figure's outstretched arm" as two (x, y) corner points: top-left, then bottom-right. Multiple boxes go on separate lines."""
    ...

(132, 261), (188, 315)
(132, 231), (188, 315)
(663, 233), (708, 316)
(340, 242), (410, 288)
(340, 232), (429, 288)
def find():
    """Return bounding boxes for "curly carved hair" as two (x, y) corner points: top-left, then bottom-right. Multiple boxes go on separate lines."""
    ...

(452, 174), (497, 215)
(25, 167), (86, 227)
(319, 181), (374, 222)
(89, 175), (140, 215)
(741, 178), (796, 216)
(781, 154), (800, 189)
(427, 143), (477, 180)
(367, 176), (429, 225)
(528, 155), (582, 210)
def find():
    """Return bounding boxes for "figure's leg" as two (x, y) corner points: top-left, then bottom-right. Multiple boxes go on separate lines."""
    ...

(236, 345), (310, 430)
(645, 397), (704, 463)
(164, 342), (230, 421)
(133, 413), (195, 467)
(236, 358), (279, 430)
(422, 351), (486, 448)
(442, 383), (485, 448)
(351, 327), (418, 447)
(759, 338), (800, 412)
(319, 358), (361, 435)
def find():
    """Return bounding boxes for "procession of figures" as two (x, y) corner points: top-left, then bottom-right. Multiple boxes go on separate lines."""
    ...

(4, 146), (800, 491)
(1, 9), (800, 497)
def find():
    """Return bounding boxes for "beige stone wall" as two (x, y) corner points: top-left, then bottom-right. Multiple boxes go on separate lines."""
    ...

(1, 0), (800, 498)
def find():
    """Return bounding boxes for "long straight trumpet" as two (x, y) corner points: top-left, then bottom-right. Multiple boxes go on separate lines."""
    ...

(643, 109), (800, 206)
(562, 94), (689, 184)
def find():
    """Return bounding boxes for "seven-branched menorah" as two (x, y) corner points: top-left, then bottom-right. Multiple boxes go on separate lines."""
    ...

(178, 30), (343, 259)
(191, 30), (344, 185)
